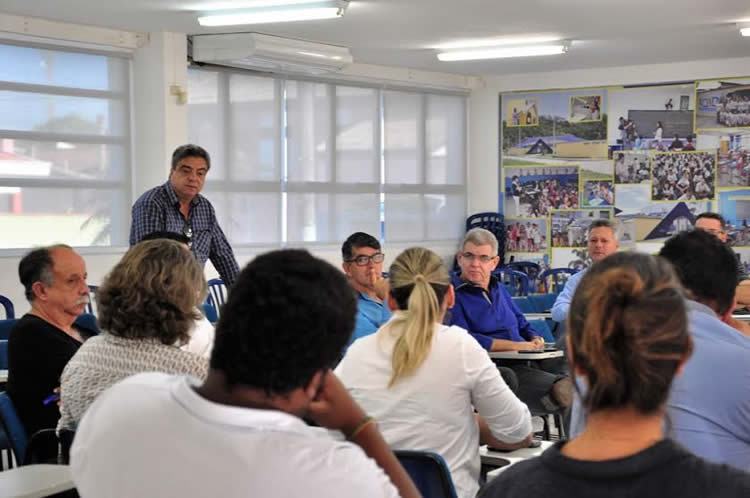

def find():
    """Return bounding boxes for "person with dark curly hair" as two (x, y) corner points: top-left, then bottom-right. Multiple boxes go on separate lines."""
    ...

(58, 239), (209, 430)
(70, 249), (420, 498)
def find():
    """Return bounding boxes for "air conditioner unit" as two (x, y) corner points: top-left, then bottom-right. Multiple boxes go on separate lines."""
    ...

(191, 33), (353, 74)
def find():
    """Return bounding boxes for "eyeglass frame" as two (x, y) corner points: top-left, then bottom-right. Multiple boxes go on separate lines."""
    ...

(345, 252), (385, 267)
(459, 251), (498, 264)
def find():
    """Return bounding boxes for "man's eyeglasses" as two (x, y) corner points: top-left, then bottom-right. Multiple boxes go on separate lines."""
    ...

(347, 253), (385, 266)
(460, 252), (496, 264)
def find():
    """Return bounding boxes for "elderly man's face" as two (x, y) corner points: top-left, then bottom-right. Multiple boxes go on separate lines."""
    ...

(588, 227), (618, 263)
(37, 248), (89, 318)
(458, 242), (499, 289)
(169, 156), (208, 203)
(695, 217), (728, 243)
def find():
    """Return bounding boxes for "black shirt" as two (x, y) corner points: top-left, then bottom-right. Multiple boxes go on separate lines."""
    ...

(479, 439), (750, 498)
(6, 314), (95, 436)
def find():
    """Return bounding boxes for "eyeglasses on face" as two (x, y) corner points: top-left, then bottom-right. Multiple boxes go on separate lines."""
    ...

(460, 252), (496, 264)
(347, 253), (385, 266)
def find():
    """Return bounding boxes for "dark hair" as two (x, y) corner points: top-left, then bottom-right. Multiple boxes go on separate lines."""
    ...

(210, 249), (356, 394)
(695, 212), (727, 230)
(659, 229), (737, 314)
(171, 144), (211, 171)
(141, 230), (190, 246)
(97, 240), (207, 346)
(19, 244), (73, 301)
(341, 232), (380, 261)
(568, 252), (691, 415)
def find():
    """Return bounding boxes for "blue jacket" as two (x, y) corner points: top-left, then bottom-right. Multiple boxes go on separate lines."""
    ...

(449, 273), (538, 350)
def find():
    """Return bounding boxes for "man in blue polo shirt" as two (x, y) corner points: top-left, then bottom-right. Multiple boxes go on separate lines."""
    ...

(449, 228), (572, 414)
(342, 232), (391, 344)
(550, 219), (619, 323)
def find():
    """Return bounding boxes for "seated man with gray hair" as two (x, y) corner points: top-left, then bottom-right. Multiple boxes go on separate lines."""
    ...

(449, 228), (572, 414)
(550, 218), (619, 323)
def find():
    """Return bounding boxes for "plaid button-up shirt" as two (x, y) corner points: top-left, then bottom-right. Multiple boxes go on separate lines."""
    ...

(129, 182), (239, 286)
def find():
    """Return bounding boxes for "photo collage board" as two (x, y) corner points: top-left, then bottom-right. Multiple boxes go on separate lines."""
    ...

(500, 77), (750, 271)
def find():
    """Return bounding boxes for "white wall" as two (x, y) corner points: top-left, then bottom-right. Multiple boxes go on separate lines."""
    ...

(467, 56), (750, 214)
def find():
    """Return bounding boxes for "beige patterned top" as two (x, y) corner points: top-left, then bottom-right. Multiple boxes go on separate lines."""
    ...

(58, 333), (208, 430)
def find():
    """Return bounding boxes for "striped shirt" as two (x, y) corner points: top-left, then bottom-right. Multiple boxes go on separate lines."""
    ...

(129, 182), (239, 286)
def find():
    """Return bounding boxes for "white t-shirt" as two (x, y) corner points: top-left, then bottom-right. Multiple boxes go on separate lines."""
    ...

(70, 372), (400, 498)
(336, 321), (532, 498)
(181, 313), (215, 358)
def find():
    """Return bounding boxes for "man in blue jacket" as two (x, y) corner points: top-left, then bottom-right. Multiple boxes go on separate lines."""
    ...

(449, 228), (572, 414)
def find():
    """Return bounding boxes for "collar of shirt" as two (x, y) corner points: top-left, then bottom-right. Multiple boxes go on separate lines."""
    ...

(162, 181), (203, 210)
(451, 272), (499, 294)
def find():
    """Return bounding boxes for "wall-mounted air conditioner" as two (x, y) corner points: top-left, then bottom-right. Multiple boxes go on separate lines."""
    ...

(190, 33), (353, 74)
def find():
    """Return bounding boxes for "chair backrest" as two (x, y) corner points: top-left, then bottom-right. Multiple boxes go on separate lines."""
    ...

(493, 269), (529, 296)
(394, 450), (458, 498)
(0, 295), (14, 319)
(539, 268), (579, 294)
(527, 293), (558, 314)
(207, 279), (227, 318)
(85, 285), (98, 315)
(0, 318), (15, 341)
(0, 392), (27, 465)
(202, 299), (219, 324)
(511, 296), (535, 314)
(506, 261), (541, 290)
(0, 339), (7, 370)
(465, 212), (506, 264)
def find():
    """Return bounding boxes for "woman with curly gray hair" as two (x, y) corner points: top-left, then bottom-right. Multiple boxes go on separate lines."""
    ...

(58, 239), (209, 430)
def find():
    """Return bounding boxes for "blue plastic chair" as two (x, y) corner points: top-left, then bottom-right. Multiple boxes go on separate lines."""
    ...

(202, 298), (219, 324)
(527, 293), (558, 314)
(395, 450), (458, 498)
(207, 279), (227, 319)
(0, 340), (7, 370)
(0, 295), (14, 319)
(85, 285), (98, 315)
(507, 261), (541, 291)
(539, 268), (579, 294)
(0, 392), (27, 467)
(493, 269), (530, 296)
(0, 319), (16, 341)
(511, 296), (535, 314)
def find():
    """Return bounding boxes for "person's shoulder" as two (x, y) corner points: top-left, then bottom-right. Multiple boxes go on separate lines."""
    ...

(668, 443), (750, 496)
(133, 183), (168, 207)
(479, 458), (545, 498)
(9, 314), (58, 341)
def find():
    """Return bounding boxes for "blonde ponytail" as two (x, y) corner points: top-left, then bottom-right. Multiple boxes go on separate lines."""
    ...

(386, 248), (450, 387)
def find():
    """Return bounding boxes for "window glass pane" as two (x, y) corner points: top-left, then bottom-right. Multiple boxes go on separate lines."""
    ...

(188, 70), (226, 181)
(0, 44), (127, 92)
(226, 192), (280, 244)
(384, 194), (425, 241)
(287, 81), (332, 182)
(336, 86), (378, 183)
(384, 90), (421, 184)
(287, 193), (331, 242)
(0, 187), (127, 248)
(335, 193), (380, 241)
(426, 95), (465, 185)
(425, 194), (465, 240)
(0, 139), (126, 181)
(229, 74), (278, 181)
(0, 91), (125, 136)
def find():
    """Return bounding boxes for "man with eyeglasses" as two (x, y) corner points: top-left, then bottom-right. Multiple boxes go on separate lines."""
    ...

(129, 144), (239, 286)
(449, 228), (572, 415)
(695, 212), (750, 308)
(341, 232), (390, 344)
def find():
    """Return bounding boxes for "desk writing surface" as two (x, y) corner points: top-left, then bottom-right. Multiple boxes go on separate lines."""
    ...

(489, 350), (564, 360)
(482, 440), (554, 478)
(0, 464), (74, 498)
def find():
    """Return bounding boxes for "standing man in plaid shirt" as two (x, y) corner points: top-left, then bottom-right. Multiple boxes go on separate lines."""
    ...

(129, 144), (240, 286)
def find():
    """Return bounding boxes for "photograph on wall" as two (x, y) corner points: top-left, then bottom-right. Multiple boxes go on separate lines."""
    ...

(550, 247), (592, 271)
(608, 84), (695, 152)
(734, 248), (750, 274)
(505, 218), (548, 253)
(615, 183), (709, 244)
(503, 165), (579, 217)
(695, 77), (750, 133)
(501, 88), (609, 163)
(614, 151), (650, 183)
(569, 95), (603, 122)
(550, 209), (613, 248)
(506, 98), (539, 127)
(718, 189), (750, 246)
(581, 179), (614, 207)
(717, 133), (750, 188)
(650, 151), (716, 201)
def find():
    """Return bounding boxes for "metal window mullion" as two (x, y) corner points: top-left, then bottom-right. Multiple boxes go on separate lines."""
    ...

(0, 177), (123, 189)
(278, 77), (286, 245)
(330, 83), (339, 238)
(0, 129), (127, 145)
(419, 92), (428, 241)
(0, 80), (126, 100)
(377, 88), (385, 241)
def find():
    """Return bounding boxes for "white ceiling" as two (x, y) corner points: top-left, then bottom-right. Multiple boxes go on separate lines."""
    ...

(1, 0), (749, 76)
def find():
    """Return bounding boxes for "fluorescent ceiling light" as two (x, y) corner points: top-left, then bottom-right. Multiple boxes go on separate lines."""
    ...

(434, 36), (561, 50)
(437, 43), (569, 62)
(198, 0), (348, 26)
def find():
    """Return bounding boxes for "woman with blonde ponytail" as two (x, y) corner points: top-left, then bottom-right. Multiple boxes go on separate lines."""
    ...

(337, 247), (532, 498)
